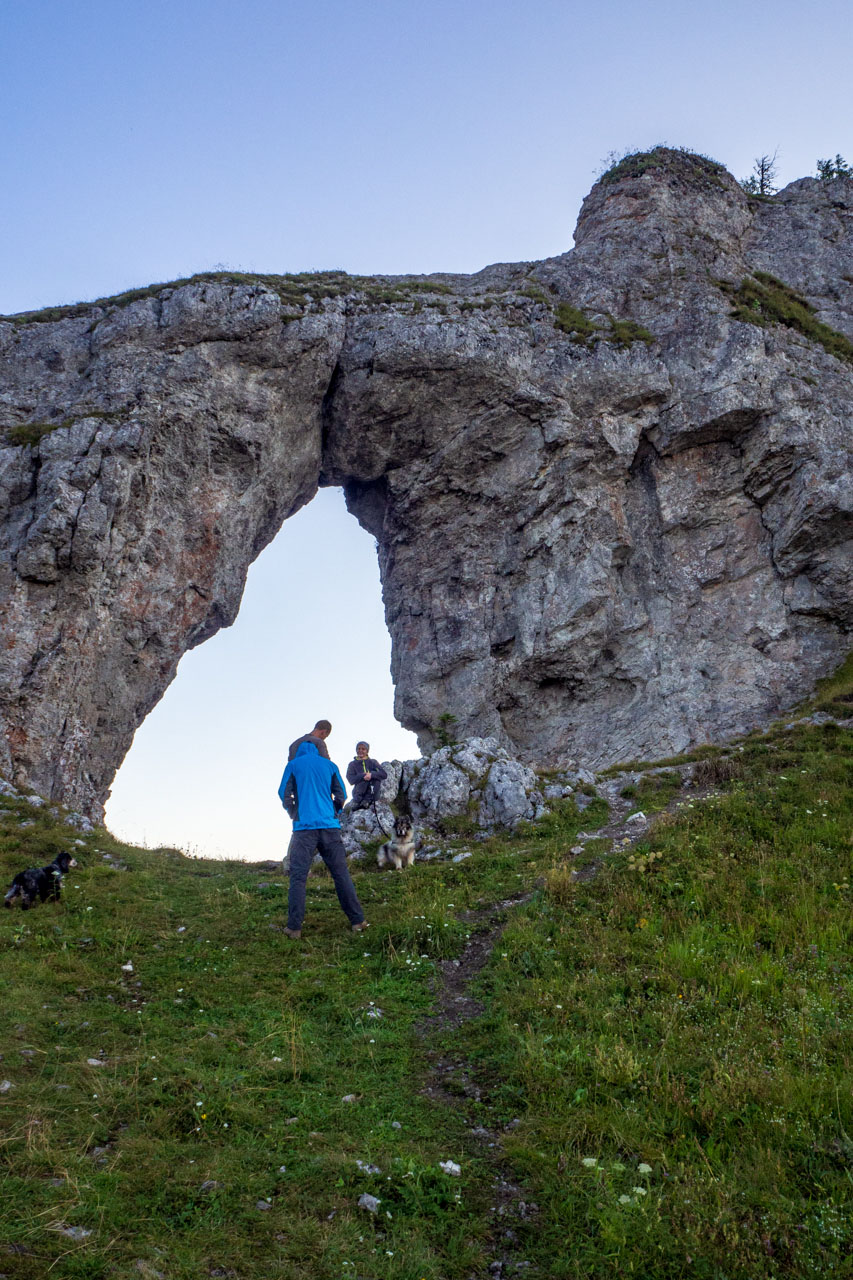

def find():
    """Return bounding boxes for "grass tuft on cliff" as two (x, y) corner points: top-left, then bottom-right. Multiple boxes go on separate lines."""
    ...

(1, 703), (851, 1278)
(719, 270), (853, 365)
(599, 146), (730, 189)
(554, 303), (654, 349)
(0, 271), (455, 328)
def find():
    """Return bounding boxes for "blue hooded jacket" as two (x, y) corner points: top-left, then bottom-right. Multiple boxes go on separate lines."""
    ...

(278, 742), (347, 830)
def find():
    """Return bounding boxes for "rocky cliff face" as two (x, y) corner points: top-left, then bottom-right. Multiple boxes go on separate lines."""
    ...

(1, 149), (851, 818)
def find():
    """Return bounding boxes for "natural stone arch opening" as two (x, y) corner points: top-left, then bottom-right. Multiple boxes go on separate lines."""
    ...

(1, 151), (851, 821)
(104, 487), (418, 859)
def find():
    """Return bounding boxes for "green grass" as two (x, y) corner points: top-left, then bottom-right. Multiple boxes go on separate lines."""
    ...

(554, 303), (599, 343)
(1, 712), (851, 1278)
(618, 769), (684, 813)
(457, 718), (853, 1278)
(4, 410), (125, 448)
(554, 304), (655, 349)
(809, 648), (853, 716)
(599, 146), (729, 189)
(1, 271), (455, 327)
(718, 271), (853, 366)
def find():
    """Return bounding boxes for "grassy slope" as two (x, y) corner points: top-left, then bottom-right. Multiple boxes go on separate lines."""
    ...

(0, 706), (851, 1279)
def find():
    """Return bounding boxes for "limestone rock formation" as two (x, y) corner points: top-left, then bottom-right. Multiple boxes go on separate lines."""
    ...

(0, 149), (851, 818)
(402, 738), (546, 830)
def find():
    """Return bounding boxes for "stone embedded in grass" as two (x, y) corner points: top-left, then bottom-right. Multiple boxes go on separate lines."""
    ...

(87, 1058), (105, 1067)
(358, 1193), (381, 1213)
(256, 1200), (272, 1211)
(0, 1080), (12, 1093)
(57, 1226), (92, 1239)
(355, 1159), (381, 1174)
(342, 1094), (357, 1103)
(439, 1160), (461, 1176)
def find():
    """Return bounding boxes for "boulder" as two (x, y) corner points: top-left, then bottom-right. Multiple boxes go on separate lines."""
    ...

(378, 760), (402, 804)
(400, 738), (547, 831)
(339, 802), (396, 859)
(478, 758), (545, 827)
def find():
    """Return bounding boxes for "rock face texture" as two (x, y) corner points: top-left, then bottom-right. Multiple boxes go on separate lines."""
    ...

(0, 150), (851, 818)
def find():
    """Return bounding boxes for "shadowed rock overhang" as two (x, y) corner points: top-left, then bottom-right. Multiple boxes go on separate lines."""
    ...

(1, 148), (851, 818)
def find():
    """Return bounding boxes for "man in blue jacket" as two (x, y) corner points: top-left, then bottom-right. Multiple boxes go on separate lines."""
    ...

(278, 742), (367, 940)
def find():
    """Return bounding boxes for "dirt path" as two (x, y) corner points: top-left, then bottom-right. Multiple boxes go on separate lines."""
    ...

(415, 760), (714, 1277)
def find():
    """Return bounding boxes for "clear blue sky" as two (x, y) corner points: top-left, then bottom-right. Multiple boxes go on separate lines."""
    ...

(3, 0), (850, 857)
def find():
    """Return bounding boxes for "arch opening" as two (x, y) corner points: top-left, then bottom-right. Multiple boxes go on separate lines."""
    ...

(105, 488), (418, 860)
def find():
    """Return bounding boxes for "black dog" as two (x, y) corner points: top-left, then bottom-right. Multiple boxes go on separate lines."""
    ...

(4, 851), (77, 910)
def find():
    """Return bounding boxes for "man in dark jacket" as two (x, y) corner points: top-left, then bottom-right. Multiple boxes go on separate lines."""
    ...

(346, 742), (388, 811)
(278, 741), (367, 939)
(288, 719), (332, 762)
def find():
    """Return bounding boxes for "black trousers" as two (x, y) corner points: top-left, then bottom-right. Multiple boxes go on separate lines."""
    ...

(352, 778), (382, 809)
(287, 828), (365, 931)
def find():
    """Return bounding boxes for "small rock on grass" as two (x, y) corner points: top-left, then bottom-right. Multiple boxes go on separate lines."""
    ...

(358, 1193), (381, 1214)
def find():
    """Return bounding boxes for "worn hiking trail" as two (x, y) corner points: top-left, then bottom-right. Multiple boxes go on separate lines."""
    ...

(412, 753), (753, 1278)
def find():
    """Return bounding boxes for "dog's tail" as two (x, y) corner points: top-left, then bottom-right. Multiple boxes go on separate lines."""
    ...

(4, 885), (20, 907)
(376, 843), (390, 870)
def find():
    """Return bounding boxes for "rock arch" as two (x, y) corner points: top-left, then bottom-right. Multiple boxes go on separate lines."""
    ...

(1, 150), (851, 817)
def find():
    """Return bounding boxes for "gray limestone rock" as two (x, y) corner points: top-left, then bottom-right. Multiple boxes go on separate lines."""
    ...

(399, 738), (546, 830)
(339, 803), (396, 858)
(479, 759), (544, 828)
(378, 760), (402, 804)
(405, 754), (472, 824)
(0, 151), (851, 818)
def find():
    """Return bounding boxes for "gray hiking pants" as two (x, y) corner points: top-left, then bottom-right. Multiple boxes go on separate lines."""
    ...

(287, 828), (365, 931)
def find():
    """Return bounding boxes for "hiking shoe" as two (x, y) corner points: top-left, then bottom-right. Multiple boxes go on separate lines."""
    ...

(283, 927), (302, 940)
(352, 921), (369, 933)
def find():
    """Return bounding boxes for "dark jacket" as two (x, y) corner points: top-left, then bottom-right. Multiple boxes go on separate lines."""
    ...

(288, 732), (330, 762)
(278, 742), (346, 830)
(346, 756), (388, 799)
